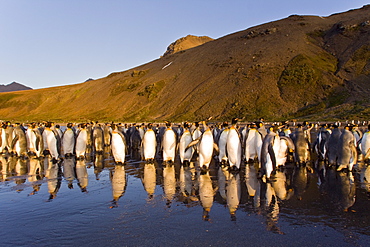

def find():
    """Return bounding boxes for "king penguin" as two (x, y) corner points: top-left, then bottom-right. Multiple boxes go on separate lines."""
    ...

(244, 123), (263, 164)
(43, 122), (61, 162)
(111, 124), (127, 165)
(217, 122), (229, 165)
(75, 123), (88, 160)
(142, 123), (157, 161)
(226, 118), (242, 170)
(187, 121), (218, 170)
(178, 122), (194, 165)
(162, 122), (177, 163)
(93, 122), (104, 154)
(62, 123), (76, 158)
(26, 123), (44, 158)
(361, 125), (370, 162)
(11, 123), (28, 158)
(260, 126), (281, 180)
(337, 125), (357, 171)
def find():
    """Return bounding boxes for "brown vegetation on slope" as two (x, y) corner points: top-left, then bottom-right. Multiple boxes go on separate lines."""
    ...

(0, 5), (369, 123)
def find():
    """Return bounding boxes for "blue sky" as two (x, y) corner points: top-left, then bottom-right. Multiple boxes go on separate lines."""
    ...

(0, 0), (368, 89)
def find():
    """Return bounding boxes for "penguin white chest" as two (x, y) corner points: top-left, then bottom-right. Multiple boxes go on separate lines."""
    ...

(111, 132), (126, 163)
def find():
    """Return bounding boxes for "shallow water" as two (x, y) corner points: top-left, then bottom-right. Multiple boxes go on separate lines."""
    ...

(1, 147), (370, 246)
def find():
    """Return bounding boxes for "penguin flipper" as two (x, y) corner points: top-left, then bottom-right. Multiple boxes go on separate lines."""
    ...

(268, 144), (277, 170)
(11, 135), (19, 150)
(364, 148), (370, 160)
(35, 134), (40, 151)
(185, 139), (200, 151)
(213, 143), (219, 153)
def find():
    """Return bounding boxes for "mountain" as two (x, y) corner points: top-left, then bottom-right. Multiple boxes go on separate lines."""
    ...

(0, 5), (369, 122)
(0, 82), (32, 92)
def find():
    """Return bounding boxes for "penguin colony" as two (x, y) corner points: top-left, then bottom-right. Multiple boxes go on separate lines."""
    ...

(0, 118), (369, 181)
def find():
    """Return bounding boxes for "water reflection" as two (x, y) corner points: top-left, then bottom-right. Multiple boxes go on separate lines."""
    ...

(76, 159), (88, 193)
(142, 162), (156, 199)
(110, 164), (127, 208)
(28, 158), (43, 195)
(199, 169), (215, 221)
(45, 158), (61, 201)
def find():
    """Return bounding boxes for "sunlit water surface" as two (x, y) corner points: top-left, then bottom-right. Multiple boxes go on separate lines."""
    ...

(1, 145), (370, 246)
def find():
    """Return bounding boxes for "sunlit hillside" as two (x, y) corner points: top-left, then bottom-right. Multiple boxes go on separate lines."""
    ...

(1, 5), (370, 123)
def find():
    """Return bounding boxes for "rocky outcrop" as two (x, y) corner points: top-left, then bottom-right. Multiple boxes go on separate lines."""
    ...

(162, 35), (214, 57)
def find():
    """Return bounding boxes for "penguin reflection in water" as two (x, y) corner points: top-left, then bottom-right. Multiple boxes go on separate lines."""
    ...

(163, 161), (176, 207)
(76, 159), (89, 193)
(141, 162), (156, 199)
(45, 157), (62, 201)
(319, 167), (356, 212)
(226, 172), (241, 221)
(254, 180), (285, 234)
(110, 164), (127, 208)
(199, 169), (216, 221)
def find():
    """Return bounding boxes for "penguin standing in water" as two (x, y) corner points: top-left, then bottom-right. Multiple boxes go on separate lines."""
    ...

(337, 125), (357, 172)
(11, 123), (28, 158)
(227, 118), (242, 171)
(217, 122), (229, 165)
(62, 123), (76, 158)
(111, 124), (127, 165)
(75, 123), (88, 160)
(0, 122), (9, 154)
(290, 124), (311, 165)
(187, 121), (218, 170)
(244, 122), (263, 164)
(142, 123), (157, 162)
(260, 126), (281, 180)
(93, 123), (104, 154)
(361, 125), (370, 162)
(178, 122), (194, 165)
(5, 122), (14, 154)
(314, 124), (331, 161)
(26, 123), (44, 158)
(162, 121), (177, 163)
(103, 123), (112, 147)
(191, 122), (202, 154)
(43, 122), (61, 162)
(327, 124), (342, 166)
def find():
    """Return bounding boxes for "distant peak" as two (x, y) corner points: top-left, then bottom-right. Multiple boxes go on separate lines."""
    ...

(0, 82), (32, 92)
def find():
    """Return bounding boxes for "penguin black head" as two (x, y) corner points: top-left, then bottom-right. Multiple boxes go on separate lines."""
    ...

(222, 121), (229, 128)
(165, 121), (171, 127)
(67, 123), (73, 128)
(231, 118), (238, 125)
(183, 122), (190, 129)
